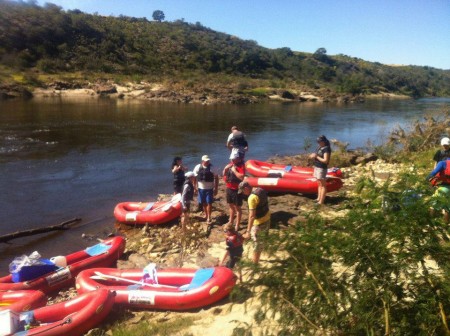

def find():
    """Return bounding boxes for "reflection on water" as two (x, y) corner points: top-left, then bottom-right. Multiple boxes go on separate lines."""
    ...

(0, 97), (448, 268)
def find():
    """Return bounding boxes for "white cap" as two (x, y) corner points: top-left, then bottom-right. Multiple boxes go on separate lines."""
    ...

(201, 155), (210, 161)
(441, 137), (450, 146)
(185, 171), (195, 178)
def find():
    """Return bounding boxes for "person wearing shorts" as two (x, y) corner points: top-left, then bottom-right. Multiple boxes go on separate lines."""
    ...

(310, 135), (331, 205)
(193, 155), (218, 228)
(223, 150), (245, 231)
(238, 181), (271, 264)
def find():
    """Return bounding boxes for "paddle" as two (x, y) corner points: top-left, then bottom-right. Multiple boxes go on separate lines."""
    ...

(92, 271), (177, 289)
(147, 193), (181, 212)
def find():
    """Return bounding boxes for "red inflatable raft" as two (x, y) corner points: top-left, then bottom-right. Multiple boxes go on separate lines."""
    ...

(246, 160), (342, 179)
(76, 267), (237, 311)
(245, 176), (343, 194)
(0, 290), (47, 312)
(10, 289), (115, 336)
(114, 193), (182, 225)
(0, 236), (125, 293)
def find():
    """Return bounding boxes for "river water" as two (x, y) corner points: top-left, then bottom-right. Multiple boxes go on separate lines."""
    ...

(0, 97), (448, 269)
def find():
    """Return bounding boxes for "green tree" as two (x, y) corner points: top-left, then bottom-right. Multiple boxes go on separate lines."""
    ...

(152, 10), (165, 22)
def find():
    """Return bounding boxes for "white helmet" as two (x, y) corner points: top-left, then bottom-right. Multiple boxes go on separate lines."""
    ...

(441, 137), (450, 146)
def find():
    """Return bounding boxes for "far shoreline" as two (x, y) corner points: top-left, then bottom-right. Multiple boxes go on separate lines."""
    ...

(1, 81), (415, 105)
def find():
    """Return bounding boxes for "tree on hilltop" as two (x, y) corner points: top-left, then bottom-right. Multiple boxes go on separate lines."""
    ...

(152, 10), (165, 22)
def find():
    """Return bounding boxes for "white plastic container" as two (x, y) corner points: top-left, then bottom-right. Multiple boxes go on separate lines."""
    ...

(0, 309), (20, 336)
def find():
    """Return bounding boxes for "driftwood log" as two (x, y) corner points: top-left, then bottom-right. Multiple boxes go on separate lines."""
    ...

(0, 218), (81, 243)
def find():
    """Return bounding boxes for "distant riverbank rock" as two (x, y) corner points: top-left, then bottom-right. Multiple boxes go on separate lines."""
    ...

(0, 84), (32, 100)
(0, 79), (412, 104)
(93, 83), (117, 95)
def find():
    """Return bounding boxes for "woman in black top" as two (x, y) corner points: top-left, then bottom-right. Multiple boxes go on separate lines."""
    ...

(309, 135), (331, 205)
(171, 157), (188, 194)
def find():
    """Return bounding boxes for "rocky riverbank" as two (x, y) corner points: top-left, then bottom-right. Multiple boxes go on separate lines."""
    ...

(0, 80), (398, 104)
(60, 154), (410, 336)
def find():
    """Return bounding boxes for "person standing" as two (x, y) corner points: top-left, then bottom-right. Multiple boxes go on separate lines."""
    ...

(226, 126), (249, 158)
(222, 152), (245, 231)
(171, 156), (188, 194)
(223, 151), (246, 231)
(193, 155), (219, 228)
(309, 135), (331, 205)
(181, 172), (195, 231)
(239, 181), (271, 264)
(433, 137), (450, 168)
(219, 222), (244, 269)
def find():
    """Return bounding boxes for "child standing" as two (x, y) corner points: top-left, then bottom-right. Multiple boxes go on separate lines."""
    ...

(219, 223), (244, 269)
(181, 171), (195, 231)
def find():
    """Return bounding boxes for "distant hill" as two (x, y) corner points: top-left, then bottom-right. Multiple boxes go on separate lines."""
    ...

(1, 0), (449, 98)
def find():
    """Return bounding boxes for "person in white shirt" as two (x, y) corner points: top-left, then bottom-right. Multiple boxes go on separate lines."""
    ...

(193, 155), (219, 228)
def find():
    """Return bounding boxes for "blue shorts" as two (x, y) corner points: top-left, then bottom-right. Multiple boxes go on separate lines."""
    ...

(198, 189), (214, 204)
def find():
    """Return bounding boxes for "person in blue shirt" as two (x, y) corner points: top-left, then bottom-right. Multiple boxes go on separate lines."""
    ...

(428, 158), (450, 185)
(427, 158), (450, 223)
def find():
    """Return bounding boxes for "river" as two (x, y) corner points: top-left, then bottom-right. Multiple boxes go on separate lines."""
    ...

(0, 97), (449, 269)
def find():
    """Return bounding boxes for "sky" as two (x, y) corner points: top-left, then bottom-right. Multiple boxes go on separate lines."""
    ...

(35, 0), (450, 70)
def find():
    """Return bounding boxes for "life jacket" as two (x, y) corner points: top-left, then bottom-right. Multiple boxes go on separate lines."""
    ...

(197, 164), (214, 182)
(226, 163), (244, 184)
(226, 233), (244, 249)
(231, 131), (248, 148)
(173, 166), (185, 183)
(182, 179), (194, 201)
(435, 161), (450, 185)
(252, 187), (269, 219)
(438, 149), (450, 161)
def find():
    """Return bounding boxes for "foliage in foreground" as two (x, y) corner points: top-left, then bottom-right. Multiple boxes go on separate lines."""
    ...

(243, 172), (450, 335)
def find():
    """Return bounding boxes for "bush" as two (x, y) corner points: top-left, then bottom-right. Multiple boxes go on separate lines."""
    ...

(242, 172), (450, 335)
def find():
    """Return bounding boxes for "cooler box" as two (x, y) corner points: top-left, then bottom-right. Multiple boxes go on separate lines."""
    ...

(0, 309), (20, 335)
(12, 258), (58, 283)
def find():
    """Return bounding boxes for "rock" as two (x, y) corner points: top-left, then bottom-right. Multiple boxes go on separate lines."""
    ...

(127, 253), (150, 268)
(85, 328), (103, 336)
(94, 84), (117, 95)
(0, 84), (33, 100)
(353, 152), (378, 165)
(280, 90), (295, 99)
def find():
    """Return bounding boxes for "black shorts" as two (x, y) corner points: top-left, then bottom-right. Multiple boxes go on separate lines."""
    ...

(226, 188), (243, 206)
(173, 181), (183, 194)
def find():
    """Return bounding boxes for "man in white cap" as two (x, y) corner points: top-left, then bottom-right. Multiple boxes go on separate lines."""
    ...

(181, 171), (196, 231)
(433, 137), (450, 168)
(238, 181), (271, 264)
(193, 155), (218, 229)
